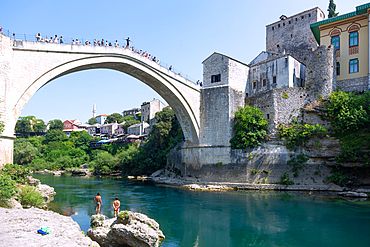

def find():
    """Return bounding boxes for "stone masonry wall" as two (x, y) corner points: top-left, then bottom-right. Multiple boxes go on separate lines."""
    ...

(337, 76), (368, 92)
(0, 34), (15, 165)
(199, 86), (231, 146)
(266, 8), (325, 59)
(304, 45), (336, 101)
(248, 88), (309, 137)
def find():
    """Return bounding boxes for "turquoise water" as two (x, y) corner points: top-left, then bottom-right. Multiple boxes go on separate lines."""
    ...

(34, 173), (370, 247)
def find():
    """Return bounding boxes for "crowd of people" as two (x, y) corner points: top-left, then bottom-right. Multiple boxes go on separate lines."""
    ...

(1, 29), (202, 86)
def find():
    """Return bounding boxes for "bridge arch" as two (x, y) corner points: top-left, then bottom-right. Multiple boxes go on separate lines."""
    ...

(14, 54), (200, 145)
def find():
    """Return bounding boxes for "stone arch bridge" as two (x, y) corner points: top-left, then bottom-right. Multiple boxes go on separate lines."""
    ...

(0, 33), (201, 164)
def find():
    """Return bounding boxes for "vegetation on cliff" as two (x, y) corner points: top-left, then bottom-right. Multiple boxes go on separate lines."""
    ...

(230, 105), (268, 149)
(322, 90), (370, 165)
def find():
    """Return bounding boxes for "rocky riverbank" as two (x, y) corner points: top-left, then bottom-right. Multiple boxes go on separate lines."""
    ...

(148, 169), (370, 198)
(0, 207), (99, 247)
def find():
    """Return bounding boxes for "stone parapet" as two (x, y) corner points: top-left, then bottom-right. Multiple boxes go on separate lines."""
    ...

(337, 76), (368, 92)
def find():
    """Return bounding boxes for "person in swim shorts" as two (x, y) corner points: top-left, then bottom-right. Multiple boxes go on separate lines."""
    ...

(113, 197), (120, 217)
(94, 192), (103, 215)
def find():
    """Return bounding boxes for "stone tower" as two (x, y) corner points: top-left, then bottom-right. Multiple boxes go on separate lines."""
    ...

(93, 103), (97, 118)
(265, 7), (325, 61)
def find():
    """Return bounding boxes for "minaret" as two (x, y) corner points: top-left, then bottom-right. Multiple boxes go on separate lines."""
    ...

(93, 103), (97, 118)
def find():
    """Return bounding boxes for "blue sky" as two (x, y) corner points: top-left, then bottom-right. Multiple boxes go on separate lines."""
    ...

(1, 0), (366, 123)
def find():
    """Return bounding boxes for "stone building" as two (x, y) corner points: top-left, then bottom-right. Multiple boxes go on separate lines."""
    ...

(266, 7), (325, 59)
(310, 3), (370, 92)
(122, 108), (140, 118)
(201, 7), (336, 140)
(141, 98), (166, 127)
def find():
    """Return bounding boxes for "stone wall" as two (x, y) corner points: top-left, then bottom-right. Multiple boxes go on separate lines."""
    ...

(266, 7), (325, 59)
(337, 76), (368, 92)
(248, 88), (309, 137)
(168, 142), (335, 185)
(304, 45), (336, 101)
(199, 86), (244, 146)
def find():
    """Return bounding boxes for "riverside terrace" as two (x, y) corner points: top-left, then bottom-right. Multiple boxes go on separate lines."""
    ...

(0, 28), (196, 82)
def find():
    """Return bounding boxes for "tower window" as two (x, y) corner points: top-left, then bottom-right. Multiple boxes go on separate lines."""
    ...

(272, 27), (274, 30)
(253, 81), (257, 89)
(211, 74), (221, 83)
(289, 20), (291, 24)
(278, 24), (280, 28)
(273, 75), (277, 84)
(263, 78), (267, 87)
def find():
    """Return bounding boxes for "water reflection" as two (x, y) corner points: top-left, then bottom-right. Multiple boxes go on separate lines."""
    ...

(34, 174), (370, 247)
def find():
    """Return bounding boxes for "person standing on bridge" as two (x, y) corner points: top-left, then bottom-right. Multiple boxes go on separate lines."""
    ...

(59, 36), (65, 43)
(36, 33), (41, 41)
(124, 37), (132, 48)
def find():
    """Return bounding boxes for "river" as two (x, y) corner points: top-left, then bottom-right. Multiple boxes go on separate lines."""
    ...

(33, 173), (370, 247)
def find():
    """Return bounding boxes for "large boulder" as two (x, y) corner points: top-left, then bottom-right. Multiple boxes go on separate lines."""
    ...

(27, 175), (40, 186)
(87, 212), (165, 247)
(37, 184), (56, 203)
(0, 207), (98, 247)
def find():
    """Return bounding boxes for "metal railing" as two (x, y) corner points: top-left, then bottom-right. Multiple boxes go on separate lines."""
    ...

(1, 28), (198, 83)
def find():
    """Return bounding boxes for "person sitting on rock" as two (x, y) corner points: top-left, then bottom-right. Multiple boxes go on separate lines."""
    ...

(94, 193), (103, 215)
(113, 197), (120, 217)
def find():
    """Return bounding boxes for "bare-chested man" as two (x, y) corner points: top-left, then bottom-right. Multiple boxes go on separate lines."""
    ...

(94, 193), (103, 215)
(113, 197), (121, 217)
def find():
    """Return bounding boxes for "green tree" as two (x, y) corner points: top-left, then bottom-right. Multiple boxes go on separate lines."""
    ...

(328, 0), (339, 18)
(0, 174), (16, 207)
(323, 90), (370, 164)
(88, 118), (98, 125)
(33, 119), (46, 133)
(15, 117), (32, 134)
(135, 112), (141, 122)
(123, 115), (134, 121)
(49, 119), (64, 130)
(13, 139), (38, 165)
(105, 113), (124, 124)
(44, 129), (68, 143)
(230, 105), (269, 149)
(91, 152), (116, 173)
(127, 108), (184, 175)
(75, 131), (92, 151)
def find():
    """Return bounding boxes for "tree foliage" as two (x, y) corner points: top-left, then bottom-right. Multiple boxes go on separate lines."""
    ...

(105, 113), (124, 124)
(126, 107), (184, 175)
(279, 120), (328, 150)
(49, 119), (64, 130)
(322, 90), (370, 164)
(122, 119), (140, 133)
(14, 139), (38, 165)
(88, 118), (98, 125)
(230, 106), (269, 149)
(328, 0), (339, 18)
